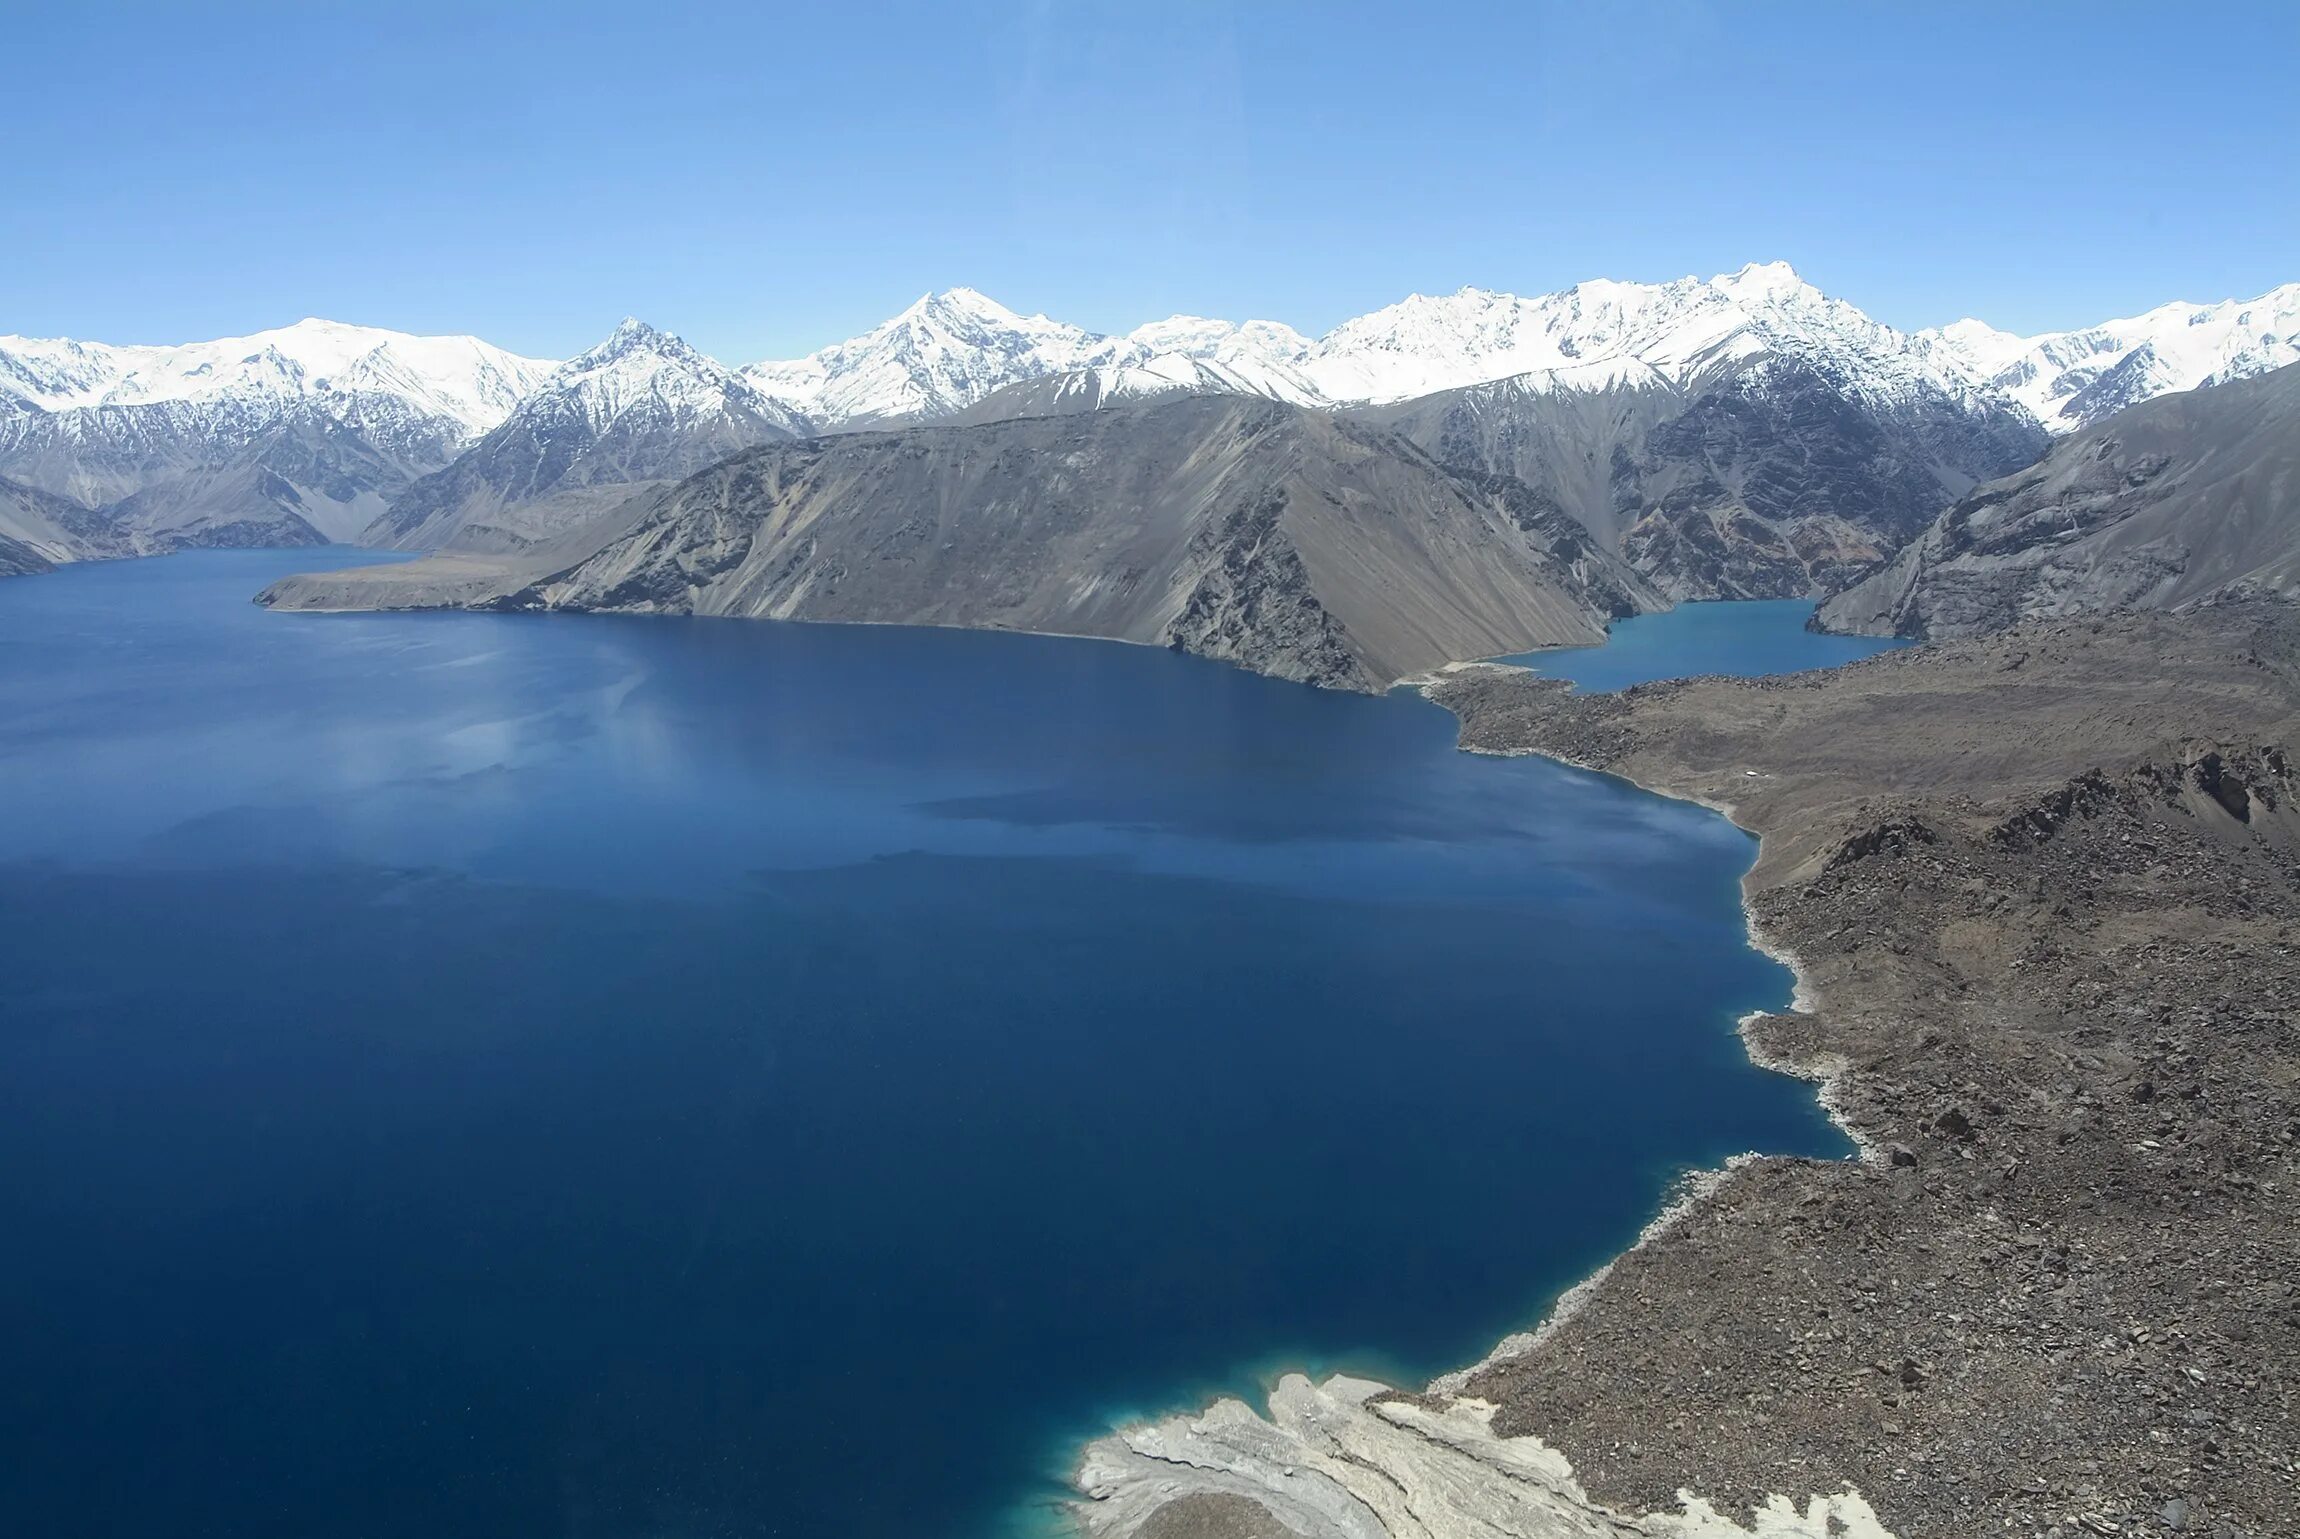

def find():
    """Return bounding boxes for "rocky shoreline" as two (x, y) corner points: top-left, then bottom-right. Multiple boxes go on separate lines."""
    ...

(1070, 606), (2300, 1539)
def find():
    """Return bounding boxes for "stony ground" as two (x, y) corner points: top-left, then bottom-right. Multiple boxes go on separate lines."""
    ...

(1424, 604), (2300, 1539)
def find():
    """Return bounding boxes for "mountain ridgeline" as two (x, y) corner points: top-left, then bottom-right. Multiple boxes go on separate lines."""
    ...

(267, 397), (1657, 691)
(15, 265), (2300, 686)
(0, 321), (552, 555)
(1818, 359), (2300, 639)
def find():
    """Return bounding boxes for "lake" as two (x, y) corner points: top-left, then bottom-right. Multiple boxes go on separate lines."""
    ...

(1498, 597), (1912, 692)
(0, 552), (1848, 1539)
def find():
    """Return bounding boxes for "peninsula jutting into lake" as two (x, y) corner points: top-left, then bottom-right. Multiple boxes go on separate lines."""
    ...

(1, 549), (1863, 1537)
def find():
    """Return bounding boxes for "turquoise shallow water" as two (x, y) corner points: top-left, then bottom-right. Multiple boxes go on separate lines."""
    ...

(1498, 598), (1913, 692)
(0, 552), (1849, 1539)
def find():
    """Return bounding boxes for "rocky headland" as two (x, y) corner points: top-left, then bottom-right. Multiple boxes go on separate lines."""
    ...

(262, 396), (1660, 692)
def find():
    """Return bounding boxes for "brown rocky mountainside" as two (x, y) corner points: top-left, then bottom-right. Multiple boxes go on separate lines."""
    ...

(1414, 608), (2300, 1539)
(1357, 356), (2045, 602)
(1820, 360), (2300, 638)
(264, 396), (1661, 691)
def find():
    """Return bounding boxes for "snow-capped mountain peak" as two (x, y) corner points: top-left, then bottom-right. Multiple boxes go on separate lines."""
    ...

(572, 317), (696, 369)
(745, 288), (1108, 426)
(894, 287), (1033, 330)
(1921, 318), (2030, 380)
(529, 319), (804, 439)
(1098, 315), (1321, 400)
(1711, 258), (1809, 301)
(1120, 315), (1253, 356)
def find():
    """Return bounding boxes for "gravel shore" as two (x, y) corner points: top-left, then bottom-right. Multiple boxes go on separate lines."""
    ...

(1078, 604), (2300, 1539)
(1425, 605), (2300, 1538)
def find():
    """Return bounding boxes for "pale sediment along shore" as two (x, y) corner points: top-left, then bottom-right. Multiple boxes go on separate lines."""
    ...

(1063, 673), (1887, 1539)
(1070, 611), (2300, 1539)
(1071, 1371), (1894, 1539)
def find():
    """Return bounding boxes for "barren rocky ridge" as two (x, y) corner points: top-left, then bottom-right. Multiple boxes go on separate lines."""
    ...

(263, 397), (1659, 690)
(1822, 362), (2300, 638)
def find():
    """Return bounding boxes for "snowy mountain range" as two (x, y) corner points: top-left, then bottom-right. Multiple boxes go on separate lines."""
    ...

(740, 264), (2015, 428)
(1917, 283), (2300, 433)
(9, 267), (2291, 457)
(2, 266), (2291, 575)
(730, 266), (2300, 438)
(0, 318), (551, 447)
(0, 319), (553, 550)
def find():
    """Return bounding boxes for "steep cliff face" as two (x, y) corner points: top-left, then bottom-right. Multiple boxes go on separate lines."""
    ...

(269, 397), (1660, 690)
(1359, 356), (2045, 601)
(1818, 361), (2300, 639)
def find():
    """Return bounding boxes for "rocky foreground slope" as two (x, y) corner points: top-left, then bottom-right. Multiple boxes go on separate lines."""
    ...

(1820, 361), (2300, 638)
(1080, 607), (2300, 1539)
(264, 396), (1658, 691)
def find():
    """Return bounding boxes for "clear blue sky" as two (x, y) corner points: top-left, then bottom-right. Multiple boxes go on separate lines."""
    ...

(6, 0), (2295, 360)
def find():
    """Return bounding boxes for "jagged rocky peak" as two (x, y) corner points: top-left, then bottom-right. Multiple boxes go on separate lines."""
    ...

(358, 316), (808, 557)
(534, 317), (805, 435)
(561, 316), (748, 383)
(580, 315), (681, 359)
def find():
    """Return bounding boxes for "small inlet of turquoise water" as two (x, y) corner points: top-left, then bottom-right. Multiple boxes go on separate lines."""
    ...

(1496, 597), (1913, 693)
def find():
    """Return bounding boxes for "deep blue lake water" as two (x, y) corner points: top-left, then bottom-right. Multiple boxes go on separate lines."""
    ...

(1499, 598), (1912, 692)
(0, 552), (1848, 1539)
